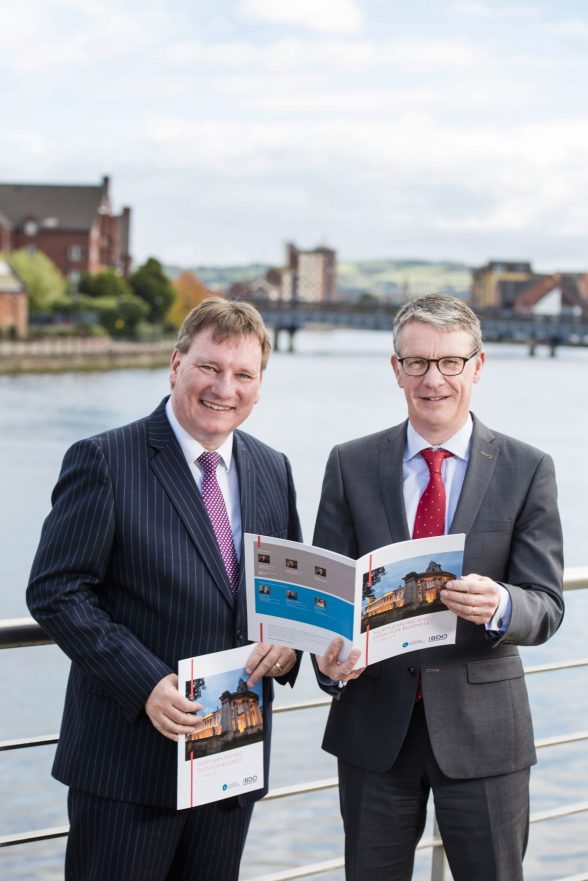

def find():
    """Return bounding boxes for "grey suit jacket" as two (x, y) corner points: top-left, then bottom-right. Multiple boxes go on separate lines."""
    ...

(313, 414), (564, 779)
(27, 398), (302, 808)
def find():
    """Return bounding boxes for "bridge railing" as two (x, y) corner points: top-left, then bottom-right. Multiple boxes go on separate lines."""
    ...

(2, 568), (587, 881)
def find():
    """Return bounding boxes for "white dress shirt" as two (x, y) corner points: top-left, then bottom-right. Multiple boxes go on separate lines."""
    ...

(403, 416), (511, 633)
(165, 398), (243, 559)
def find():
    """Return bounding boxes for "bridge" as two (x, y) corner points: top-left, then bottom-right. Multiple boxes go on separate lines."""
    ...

(254, 301), (588, 355)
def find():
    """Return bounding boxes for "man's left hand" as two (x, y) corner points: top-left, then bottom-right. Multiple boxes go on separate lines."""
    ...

(441, 574), (500, 625)
(245, 644), (297, 686)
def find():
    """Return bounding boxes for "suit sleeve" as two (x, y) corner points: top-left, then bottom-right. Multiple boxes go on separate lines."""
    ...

(26, 439), (172, 721)
(312, 445), (359, 558)
(497, 452), (564, 646)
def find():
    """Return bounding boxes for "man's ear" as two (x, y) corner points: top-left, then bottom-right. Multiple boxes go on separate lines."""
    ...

(169, 348), (181, 388)
(391, 354), (404, 387)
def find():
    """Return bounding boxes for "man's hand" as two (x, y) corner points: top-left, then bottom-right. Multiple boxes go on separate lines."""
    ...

(317, 637), (364, 683)
(145, 673), (203, 742)
(245, 644), (297, 687)
(441, 574), (500, 625)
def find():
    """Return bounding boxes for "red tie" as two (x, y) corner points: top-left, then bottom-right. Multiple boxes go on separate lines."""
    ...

(412, 448), (453, 539)
(412, 448), (452, 701)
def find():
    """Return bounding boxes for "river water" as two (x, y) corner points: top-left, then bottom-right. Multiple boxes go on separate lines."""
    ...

(1, 329), (587, 880)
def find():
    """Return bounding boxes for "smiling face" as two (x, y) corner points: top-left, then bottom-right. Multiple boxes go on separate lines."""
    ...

(169, 327), (263, 449)
(391, 320), (485, 445)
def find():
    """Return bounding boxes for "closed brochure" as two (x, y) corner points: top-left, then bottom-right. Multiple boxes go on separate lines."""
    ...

(177, 644), (264, 810)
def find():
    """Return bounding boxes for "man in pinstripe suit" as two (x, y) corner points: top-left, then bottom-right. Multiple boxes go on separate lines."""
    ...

(27, 299), (302, 881)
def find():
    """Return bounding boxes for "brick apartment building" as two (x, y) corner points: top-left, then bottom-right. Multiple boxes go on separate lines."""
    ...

(0, 175), (131, 286)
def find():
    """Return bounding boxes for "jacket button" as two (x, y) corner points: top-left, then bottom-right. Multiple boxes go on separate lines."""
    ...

(407, 666), (416, 676)
(236, 630), (243, 641)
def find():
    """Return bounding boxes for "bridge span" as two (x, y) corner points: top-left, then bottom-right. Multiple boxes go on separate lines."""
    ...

(253, 301), (588, 355)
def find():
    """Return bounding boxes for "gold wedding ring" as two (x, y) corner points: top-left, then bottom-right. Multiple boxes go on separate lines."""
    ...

(274, 661), (283, 672)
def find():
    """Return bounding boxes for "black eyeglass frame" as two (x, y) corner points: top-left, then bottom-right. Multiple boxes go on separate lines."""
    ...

(396, 350), (480, 377)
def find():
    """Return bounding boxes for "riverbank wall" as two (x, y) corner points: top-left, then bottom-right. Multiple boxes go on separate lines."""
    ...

(0, 338), (174, 374)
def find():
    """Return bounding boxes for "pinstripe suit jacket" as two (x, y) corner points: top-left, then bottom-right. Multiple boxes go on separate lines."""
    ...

(27, 398), (302, 809)
(313, 414), (564, 779)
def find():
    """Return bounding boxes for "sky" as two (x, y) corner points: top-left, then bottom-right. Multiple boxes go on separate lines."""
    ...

(3, 0), (588, 270)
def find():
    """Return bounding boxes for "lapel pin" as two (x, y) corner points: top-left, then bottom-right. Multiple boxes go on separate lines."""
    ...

(480, 450), (493, 459)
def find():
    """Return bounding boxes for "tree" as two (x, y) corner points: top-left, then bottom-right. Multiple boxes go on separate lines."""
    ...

(4, 249), (69, 314)
(167, 270), (217, 328)
(129, 257), (175, 323)
(185, 678), (206, 702)
(75, 293), (149, 338)
(78, 268), (132, 300)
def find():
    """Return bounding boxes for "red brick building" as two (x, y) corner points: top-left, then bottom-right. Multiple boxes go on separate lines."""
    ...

(0, 258), (28, 338)
(0, 176), (131, 286)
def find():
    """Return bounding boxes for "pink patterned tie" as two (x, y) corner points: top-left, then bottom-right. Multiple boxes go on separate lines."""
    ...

(412, 448), (453, 539)
(198, 451), (239, 595)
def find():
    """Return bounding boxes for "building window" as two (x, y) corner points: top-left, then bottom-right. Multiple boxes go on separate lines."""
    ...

(24, 220), (38, 236)
(26, 244), (37, 256)
(68, 270), (81, 285)
(68, 245), (83, 261)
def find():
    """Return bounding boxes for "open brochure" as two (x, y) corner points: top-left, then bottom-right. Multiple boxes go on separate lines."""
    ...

(245, 532), (465, 667)
(177, 644), (264, 810)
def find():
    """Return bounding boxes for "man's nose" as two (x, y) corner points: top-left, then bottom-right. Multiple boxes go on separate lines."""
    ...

(210, 372), (234, 395)
(422, 361), (446, 383)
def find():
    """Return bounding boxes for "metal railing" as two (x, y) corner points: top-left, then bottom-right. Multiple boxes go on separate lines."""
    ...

(2, 566), (587, 881)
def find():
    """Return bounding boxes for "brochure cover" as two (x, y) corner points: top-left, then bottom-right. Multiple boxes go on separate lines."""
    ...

(245, 532), (465, 667)
(177, 644), (264, 810)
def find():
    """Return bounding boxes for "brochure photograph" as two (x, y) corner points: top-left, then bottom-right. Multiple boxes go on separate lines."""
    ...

(177, 644), (264, 810)
(245, 532), (465, 667)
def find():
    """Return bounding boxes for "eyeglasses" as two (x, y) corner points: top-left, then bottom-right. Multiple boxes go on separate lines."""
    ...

(397, 351), (479, 377)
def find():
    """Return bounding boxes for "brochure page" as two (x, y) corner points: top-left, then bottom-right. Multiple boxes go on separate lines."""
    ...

(244, 534), (358, 658)
(177, 644), (264, 810)
(354, 533), (465, 666)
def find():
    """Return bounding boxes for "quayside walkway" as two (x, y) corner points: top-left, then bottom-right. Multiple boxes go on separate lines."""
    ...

(1, 568), (587, 881)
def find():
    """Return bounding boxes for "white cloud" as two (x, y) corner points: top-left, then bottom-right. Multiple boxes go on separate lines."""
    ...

(548, 19), (588, 38)
(238, 0), (364, 35)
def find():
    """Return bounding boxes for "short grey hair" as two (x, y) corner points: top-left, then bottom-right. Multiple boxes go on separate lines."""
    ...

(175, 298), (272, 369)
(393, 294), (482, 354)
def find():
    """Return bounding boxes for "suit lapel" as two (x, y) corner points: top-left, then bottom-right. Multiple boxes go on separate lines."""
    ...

(147, 401), (236, 608)
(451, 416), (498, 534)
(379, 423), (412, 542)
(233, 433), (257, 604)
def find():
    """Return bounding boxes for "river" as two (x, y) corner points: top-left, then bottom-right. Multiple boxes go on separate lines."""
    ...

(1, 329), (587, 880)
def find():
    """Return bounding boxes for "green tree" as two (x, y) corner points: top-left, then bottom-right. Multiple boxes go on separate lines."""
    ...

(129, 257), (174, 323)
(76, 293), (150, 339)
(4, 249), (69, 314)
(78, 268), (132, 300)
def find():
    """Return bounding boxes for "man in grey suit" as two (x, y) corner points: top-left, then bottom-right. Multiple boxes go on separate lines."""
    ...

(314, 294), (564, 881)
(27, 299), (302, 881)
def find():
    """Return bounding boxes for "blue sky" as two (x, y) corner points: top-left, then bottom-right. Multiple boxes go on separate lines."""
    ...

(3, 0), (588, 269)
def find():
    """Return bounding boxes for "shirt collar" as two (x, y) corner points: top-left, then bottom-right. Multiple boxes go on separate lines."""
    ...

(165, 398), (234, 470)
(405, 414), (473, 463)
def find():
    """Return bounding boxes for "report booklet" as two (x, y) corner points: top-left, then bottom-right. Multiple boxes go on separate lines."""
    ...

(177, 644), (264, 810)
(244, 532), (465, 667)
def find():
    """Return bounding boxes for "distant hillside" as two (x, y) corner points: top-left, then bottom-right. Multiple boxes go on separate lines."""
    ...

(164, 259), (472, 299)
(337, 259), (471, 299)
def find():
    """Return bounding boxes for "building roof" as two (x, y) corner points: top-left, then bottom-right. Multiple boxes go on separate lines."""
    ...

(0, 259), (25, 294)
(0, 178), (110, 232)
